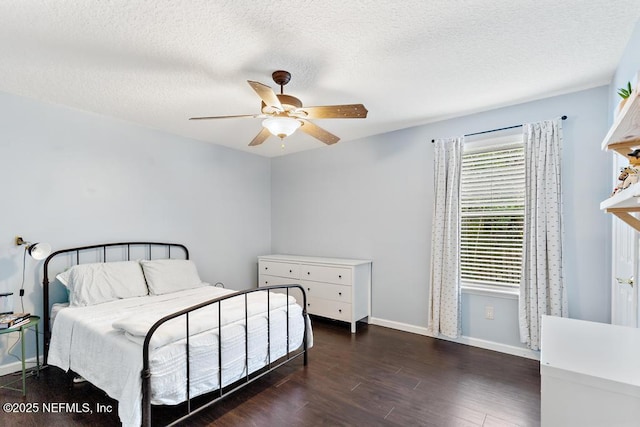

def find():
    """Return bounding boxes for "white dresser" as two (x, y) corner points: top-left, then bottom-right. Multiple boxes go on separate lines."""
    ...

(257, 255), (372, 333)
(540, 315), (640, 426)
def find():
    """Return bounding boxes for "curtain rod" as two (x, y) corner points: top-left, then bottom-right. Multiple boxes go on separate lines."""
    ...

(431, 115), (567, 143)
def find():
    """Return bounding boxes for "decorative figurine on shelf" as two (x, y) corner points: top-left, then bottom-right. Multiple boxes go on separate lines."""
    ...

(612, 166), (640, 196)
(612, 167), (629, 196)
(623, 165), (640, 189)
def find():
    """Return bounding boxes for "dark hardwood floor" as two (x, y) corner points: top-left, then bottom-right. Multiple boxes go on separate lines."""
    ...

(0, 318), (540, 426)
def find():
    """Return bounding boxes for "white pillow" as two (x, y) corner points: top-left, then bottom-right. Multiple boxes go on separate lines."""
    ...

(140, 259), (203, 295)
(56, 261), (148, 307)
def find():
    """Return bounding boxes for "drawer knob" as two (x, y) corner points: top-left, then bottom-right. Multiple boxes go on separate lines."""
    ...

(338, 275), (342, 279)
(307, 288), (310, 291)
(307, 303), (311, 306)
(338, 309), (342, 313)
(307, 272), (311, 275)
(338, 292), (342, 296)
(264, 266), (268, 270)
(289, 269), (292, 273)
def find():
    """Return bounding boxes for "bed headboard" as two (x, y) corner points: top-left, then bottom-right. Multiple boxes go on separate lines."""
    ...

(42, 241), (188, 364)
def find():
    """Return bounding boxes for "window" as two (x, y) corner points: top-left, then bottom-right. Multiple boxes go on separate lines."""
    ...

(460, 135), (525, 291)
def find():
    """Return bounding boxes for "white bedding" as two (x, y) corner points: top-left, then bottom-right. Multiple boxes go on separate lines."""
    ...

(48, 286), (309, 427)
(50, 302), (69, 327)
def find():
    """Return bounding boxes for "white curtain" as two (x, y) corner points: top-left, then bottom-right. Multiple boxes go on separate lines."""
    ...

(519, 119), (567, 351)
(428, 137), (463, 338)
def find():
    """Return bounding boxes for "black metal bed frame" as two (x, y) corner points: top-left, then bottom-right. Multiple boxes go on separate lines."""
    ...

(42, 242), (308, 427)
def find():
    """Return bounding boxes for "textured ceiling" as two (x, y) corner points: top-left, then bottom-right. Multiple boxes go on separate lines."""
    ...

(1, 1), (640, 157)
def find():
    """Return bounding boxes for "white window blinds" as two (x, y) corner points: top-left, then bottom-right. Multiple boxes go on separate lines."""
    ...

(460, 138), (524, 289)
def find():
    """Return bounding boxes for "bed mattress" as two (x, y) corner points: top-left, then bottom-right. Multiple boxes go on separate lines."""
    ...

(48, 286), (308, 427)
(50, 302), (68, 327)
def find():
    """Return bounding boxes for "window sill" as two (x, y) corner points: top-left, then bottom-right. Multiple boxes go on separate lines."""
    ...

(461, 285), (519, 300)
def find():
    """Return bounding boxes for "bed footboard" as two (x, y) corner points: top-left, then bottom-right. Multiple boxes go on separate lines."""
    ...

(141, 284), (308, 427)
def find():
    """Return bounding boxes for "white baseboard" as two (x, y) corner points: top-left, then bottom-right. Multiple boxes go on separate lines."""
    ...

(369, 317), (432, 336)
(369, 317), (539, 360)
(0, 356), (43, 377)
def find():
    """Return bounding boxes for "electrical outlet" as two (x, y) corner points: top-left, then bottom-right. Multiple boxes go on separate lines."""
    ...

(485, 305), (494, 320)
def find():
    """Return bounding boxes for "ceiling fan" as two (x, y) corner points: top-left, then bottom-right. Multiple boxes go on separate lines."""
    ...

(189, 70), (368, 147)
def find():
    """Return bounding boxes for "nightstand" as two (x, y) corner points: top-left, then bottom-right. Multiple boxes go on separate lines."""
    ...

(0, 315), (40, 395)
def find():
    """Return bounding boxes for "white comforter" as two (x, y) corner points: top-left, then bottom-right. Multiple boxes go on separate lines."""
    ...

(48, 286), (309, 427)
(114, 288), (295, 349)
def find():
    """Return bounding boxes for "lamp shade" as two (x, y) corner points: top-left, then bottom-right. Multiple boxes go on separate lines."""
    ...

(28, 242), (51, 260)
(262, 117), (301, 138)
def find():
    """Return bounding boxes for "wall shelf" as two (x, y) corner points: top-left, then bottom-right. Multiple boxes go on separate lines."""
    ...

(602, 76), (640, 232)
(601, 181), (640, 210)
(602, 79), (640, 152)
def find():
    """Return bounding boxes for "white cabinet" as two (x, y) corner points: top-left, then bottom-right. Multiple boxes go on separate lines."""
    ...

(540, 315), (640, 426)
(258, 255), (372, 333)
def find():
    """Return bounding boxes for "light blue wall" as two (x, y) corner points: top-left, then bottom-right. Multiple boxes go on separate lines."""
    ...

(0, 91), (272, 366)
(610, 21), (640, 122)
(271, 86), (611, 348)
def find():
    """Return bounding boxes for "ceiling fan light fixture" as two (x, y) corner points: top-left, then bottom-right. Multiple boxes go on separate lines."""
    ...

(262, 117), (301, 139)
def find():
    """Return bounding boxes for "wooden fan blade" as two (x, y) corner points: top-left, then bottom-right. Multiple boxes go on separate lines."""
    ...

(299, 120), (340, 145)
(189, 114), (262, 120)
(247, 81), (283, 111)
(249, 127), (272, 146)
(297, 104), (368, 119)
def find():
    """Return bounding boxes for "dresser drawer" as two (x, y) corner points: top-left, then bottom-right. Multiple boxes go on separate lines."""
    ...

(306, 297), (352, 322)
(301, 265), (352, 285)
(258, 274), (306, 305)
(302, 280), (351, 303)
(258, 274), (299, 288)
(260, 261), (299, 279)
